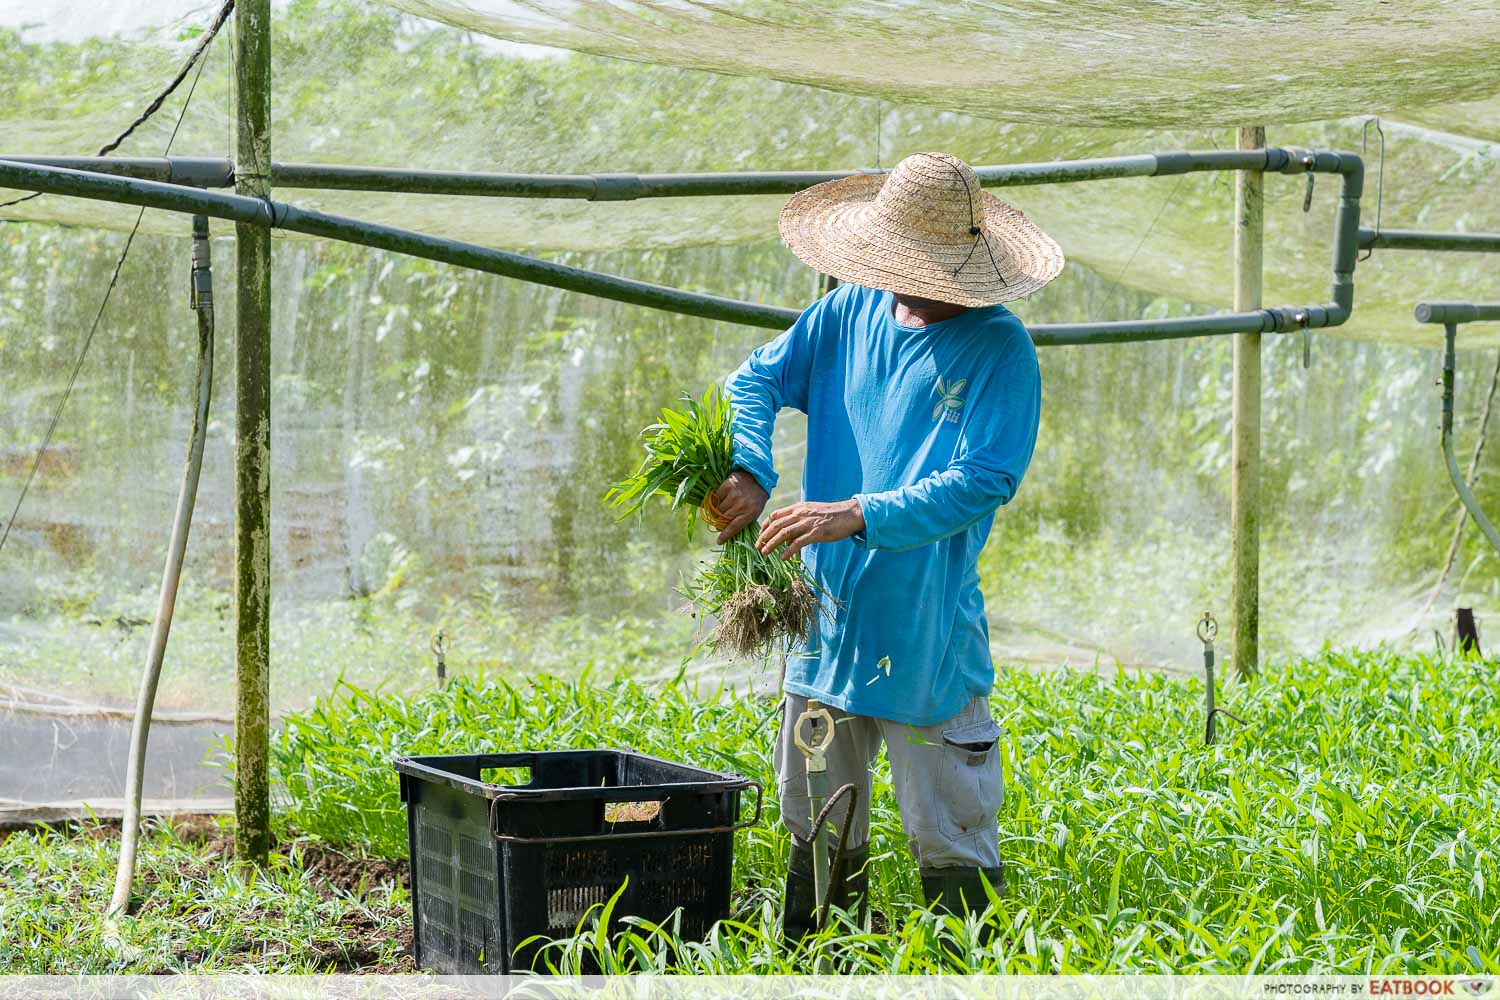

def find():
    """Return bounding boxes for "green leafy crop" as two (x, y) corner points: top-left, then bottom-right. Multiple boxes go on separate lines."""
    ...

(605, 385), (822, 658)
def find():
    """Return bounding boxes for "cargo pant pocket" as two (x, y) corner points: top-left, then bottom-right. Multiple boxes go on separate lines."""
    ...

(935, 716), (1005, 843)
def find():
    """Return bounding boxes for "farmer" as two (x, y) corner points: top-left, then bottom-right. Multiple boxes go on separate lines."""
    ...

(713, 151), (1063, 939)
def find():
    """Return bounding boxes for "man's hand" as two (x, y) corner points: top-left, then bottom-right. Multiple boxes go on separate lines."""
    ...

(756, 499), (865, 559)
(711, 469), (770, 544)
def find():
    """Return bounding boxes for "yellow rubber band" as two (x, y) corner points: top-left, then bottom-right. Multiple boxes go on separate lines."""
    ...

(701, 491), (732, 532)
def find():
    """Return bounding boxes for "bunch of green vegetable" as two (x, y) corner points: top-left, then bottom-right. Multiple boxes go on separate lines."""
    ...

(606, 385), (821, 657)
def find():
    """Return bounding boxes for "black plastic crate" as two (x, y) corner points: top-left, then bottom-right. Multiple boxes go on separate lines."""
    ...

(394, 749), (762, 974)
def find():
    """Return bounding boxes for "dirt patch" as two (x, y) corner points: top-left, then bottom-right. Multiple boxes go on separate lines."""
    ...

(134, 834), (415, 973)
(185, 829), (409, 897)
(165, 813), (223, 844)
(299, 842), (410, 896)
(1, 813), (227, 845)
(319, 912), (417, 973)
(172, 926), (416, 975)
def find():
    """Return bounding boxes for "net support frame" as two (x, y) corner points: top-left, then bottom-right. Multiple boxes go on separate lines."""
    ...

(0, 147), (1366, 343)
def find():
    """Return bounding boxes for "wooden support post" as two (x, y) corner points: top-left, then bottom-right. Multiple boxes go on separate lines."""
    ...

(1231, 126), (1264, 680)
(234, 0), (272, 862)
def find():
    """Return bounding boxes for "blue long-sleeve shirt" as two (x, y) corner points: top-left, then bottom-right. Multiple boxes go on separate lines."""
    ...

(725, 282), (1041, 727)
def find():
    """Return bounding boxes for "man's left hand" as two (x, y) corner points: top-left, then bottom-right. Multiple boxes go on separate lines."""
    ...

(756, 499), (865, 559)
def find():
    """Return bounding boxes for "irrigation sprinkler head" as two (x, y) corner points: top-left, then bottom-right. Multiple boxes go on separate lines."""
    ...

(1197, 611), (1217, 648)
(431, 629), (447, 689)
(793, 703), (835, 774)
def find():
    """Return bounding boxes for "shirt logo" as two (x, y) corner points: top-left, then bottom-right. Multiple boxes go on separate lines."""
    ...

(932, 376), (967, 423)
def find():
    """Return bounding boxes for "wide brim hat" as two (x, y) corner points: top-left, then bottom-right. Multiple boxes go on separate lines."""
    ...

(779, 151), (1065, 307)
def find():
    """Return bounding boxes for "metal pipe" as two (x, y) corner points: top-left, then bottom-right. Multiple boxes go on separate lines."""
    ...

(0, 152), (1363, 340)
(1437, 321), (1500, 557)
(1416, 301), (1500, 325)
(0, 155), (232, 187)
(105, 215), (215, 922)
(1, 147), (1338, 199)
(0, 159), (801, 330)
(1362, 230), (1500, 254)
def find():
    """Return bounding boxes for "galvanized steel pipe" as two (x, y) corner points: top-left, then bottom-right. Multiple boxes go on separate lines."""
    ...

(1362, 230), (1500, 253)
(1415, 301), (1500, 325)
(1433, 318), (1500, 558)
(3, 148), (1349, 199)
(0, 149), (1365, 341)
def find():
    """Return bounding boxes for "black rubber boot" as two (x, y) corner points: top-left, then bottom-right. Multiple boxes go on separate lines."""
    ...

(782, 838), (819, 944)
(921, 864), (1005, 943)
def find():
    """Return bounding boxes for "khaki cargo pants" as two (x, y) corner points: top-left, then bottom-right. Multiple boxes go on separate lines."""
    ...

(773, 692), (1005, 869)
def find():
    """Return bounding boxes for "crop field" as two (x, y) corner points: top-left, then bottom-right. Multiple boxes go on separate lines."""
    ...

(4, 646), (1495, 974)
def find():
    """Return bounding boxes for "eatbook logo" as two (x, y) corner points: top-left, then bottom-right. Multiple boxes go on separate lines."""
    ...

(1461, 981), (1492, 998)
(932, 376), (967, 423)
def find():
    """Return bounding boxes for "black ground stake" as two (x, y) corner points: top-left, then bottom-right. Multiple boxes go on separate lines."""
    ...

(1455, 608), (1482, 657)
(1199, 612), (1245, 745)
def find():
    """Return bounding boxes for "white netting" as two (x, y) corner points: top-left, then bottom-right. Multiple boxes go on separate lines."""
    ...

(388, 0), (1500, 129)
(2, 1), (1499, 811)
(2, 3), (1500, 344)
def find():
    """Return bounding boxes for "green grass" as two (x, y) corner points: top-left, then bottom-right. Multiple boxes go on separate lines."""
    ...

(262, 646), (1500, 974)
(5, 647), (1494, 973)
(0, 820), (412, 973)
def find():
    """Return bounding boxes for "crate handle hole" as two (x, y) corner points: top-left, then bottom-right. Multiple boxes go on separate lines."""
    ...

(605, 800), (663, 823)
(481, 766), (532, 787)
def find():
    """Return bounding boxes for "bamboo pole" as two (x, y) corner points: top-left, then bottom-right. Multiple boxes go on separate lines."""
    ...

(1231, 126), (1265, 681)
(233, 0), (272, 863)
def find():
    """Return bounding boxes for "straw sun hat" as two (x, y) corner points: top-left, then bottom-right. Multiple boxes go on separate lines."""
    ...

(778, 152), (1064, 308)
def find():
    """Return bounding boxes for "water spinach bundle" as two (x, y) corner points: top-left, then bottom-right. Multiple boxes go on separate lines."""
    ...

(607, 386), (821, 658)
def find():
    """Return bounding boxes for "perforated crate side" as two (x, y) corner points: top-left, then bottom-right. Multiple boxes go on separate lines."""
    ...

(405, 777), (505, 973)
(501, 831), (733, 971)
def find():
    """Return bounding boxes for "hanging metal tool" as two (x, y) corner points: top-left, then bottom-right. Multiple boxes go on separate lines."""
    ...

(1199, 612), (1244, 745)
(107, 215), (215, 923)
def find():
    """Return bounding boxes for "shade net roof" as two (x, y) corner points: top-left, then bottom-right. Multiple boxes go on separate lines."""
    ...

(390, 0), (1500, 130)
(2, 1), (1500, 815)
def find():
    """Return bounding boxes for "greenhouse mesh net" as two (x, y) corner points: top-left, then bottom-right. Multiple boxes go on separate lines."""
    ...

(1, 0), (1499, 812)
